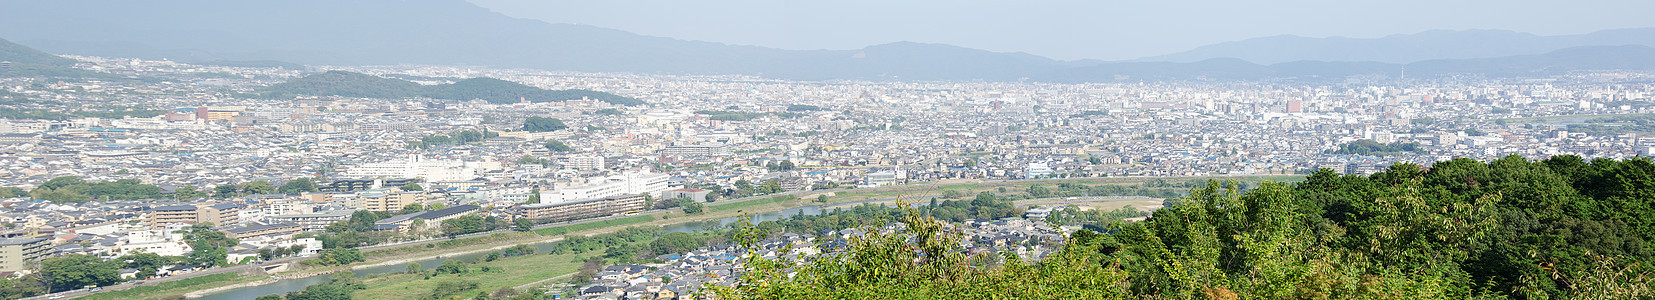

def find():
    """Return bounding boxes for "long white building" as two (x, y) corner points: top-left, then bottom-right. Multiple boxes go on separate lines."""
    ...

(344, 155), (499, 182)
(548, 172), (670, 203)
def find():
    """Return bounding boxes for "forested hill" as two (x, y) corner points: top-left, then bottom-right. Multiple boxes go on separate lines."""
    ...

(259, 71), (644, 106)
(716, 155), (1655, 299)
(0, 37), (111, 78)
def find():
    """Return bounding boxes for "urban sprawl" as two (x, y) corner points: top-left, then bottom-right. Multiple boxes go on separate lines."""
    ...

(2, 55), (1654, 298)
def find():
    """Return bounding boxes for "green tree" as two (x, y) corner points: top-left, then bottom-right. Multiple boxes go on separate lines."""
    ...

(441, 214), (489, 236)
(173, 185), (205, 200)
(514, 218), (534, 232)
(0, 274), (45, 299)
(401, 182), (423, 191)
(522, 117), (567, 132)
(678, 198), (704, 214)
(40, 254), (119, 292)
(1026, 185), (1052, 197)
(400, 203), (426, 215)
(314, 248), (364, 266)
(214, 184), (240, 197)
(434, 259), (469, 275)
(543, 140), (573, 152)
(244, 180), (277, 195)
(180, 223), (239, 267)
(38, 176), (84, 190)
(527, 189), (541, 204)
(255, 294), (284, 300)
(278, 178), (318, 194)
(406, 262), (422, 274)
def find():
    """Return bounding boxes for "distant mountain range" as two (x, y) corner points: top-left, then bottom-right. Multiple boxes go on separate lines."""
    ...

(260, 71), (644, 106)
(1141, 28), (1655, 65)
(1037, 45), (1655, 83)
(2, 0), (1655, 82)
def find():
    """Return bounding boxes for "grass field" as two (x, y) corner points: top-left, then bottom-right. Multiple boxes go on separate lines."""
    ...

(707, 195), (801, 213)
(80, 273), (257, 300)
(352, 247), (593, 299)
(535, 215), (655, 236)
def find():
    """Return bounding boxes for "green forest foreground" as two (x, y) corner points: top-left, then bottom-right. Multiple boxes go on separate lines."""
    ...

(712, 155), (1655, 299)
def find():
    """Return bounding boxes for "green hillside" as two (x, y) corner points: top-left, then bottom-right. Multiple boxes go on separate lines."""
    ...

(260, 71), (644, 106)
(261, 71), (424, 99)
(0, 37), (109, 78)
(0, 38), (75, 66)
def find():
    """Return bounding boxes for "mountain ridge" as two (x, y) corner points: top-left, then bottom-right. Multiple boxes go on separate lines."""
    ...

(1141, 28), (1655, 64)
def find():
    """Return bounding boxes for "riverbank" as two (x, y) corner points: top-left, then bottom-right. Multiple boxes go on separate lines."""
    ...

(183, 278), (277, 299)
(91, 175), (1304, 299)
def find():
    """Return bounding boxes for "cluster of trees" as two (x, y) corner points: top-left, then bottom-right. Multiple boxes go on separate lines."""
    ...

(677, 197), (705, 214)
(729, 179), (785, 197)
(921, 192), (1021, 223)
(306, 210), (399, 249)
(713, 155), (1655, 299)
(180, 223), (240, 267)
(28, 176), (164, 203)
(307, 248), (365, 266)
(764, 160), (798, 172)
(258, 271), (362, 300)
(1327, 139), (1424, 156)
(440, 214), (507, 237)
(259, 71), (644, 106)
(0, 252), (188, 297)
(258, 244), (309, 261)
(541, 140), (573, 152)
(522, 117), (567, 132)
(543, 226), (704, 265)
(786, 104), (825, 111)
(411, 129), (499, 148)
(206, 180), (278, 198)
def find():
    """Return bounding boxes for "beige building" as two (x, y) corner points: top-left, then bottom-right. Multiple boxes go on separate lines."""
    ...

(147, 205), (200, 227)
(0, 238), (50, 272)
(517, 194), (645, 224)
(360, 192), (424, 212)
(146, 203), (246, 228)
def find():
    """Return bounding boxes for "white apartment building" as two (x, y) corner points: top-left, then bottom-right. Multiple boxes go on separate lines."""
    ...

(548, 172), (670, 203)
(566, 156), (606, 170)
(344, 155), (498, 182)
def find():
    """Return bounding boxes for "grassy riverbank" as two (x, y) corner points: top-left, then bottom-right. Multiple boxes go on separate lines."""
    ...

(78, 273), (259, 300)
(350, 249), (593, 299)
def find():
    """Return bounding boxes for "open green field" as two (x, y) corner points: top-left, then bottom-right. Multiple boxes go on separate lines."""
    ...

(534, 215), (655, 236)
(353, 248), (591, 299)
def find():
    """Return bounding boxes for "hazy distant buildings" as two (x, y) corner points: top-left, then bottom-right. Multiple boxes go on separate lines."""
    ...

(344, 155), (498, 182)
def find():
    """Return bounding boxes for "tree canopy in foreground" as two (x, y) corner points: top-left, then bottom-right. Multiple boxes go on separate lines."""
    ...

(712, 155), (1655, 299)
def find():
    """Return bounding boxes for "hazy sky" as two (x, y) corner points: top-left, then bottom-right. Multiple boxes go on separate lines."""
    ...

(467, 0), (1655, 61)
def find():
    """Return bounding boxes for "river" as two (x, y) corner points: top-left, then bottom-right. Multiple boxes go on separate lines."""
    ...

(194, 196), (934, 299)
